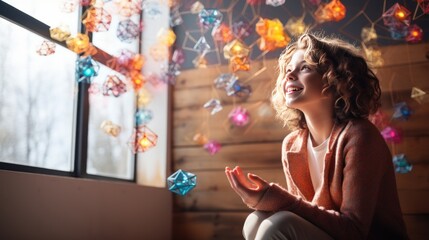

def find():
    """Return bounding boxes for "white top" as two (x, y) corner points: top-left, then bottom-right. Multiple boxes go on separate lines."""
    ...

(307, 133), (330, 192)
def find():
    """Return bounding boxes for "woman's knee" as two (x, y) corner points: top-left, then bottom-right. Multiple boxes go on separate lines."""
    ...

(255, 211), (302, 240)
(243, 211), (272, 239)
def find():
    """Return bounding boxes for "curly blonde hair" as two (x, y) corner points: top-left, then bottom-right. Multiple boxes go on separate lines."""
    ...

(271, 32), (381, 130)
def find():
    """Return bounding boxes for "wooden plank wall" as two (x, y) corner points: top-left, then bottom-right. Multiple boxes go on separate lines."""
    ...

(172, 43), (429, 240)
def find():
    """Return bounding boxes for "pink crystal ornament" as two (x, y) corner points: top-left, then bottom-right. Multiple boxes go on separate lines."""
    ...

(417, 0), (429, 14)
(229, 106), (251, 127)
(204, 140), (221, 155)
(102, 75), (127, 97)
(36, 40), (56, 56)
(381, 126), (402, 144)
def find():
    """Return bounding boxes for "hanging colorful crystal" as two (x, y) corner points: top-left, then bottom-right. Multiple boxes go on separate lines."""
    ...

(66, 33), (90, 54)
(135, 109), (153, 126)
(285, 17), (307, 36)
(255, 18), (290, 51)
(115, 0), (142, 17)
(214, 73), (238, 89)
(36, 40), (56, 56)
(50, 25), (71, 42)
(411, 87), (427, 104)
(157, 28), (176, 47)
(223, 39), (250, 59)
(361, 27), (378, 44)
(100, 120), (121, 137)
(61, 0), (78, 13)
(193, 36), (211, 55)
(161, 63), (181, 84)
(129, 125), (158, 153)
(167, 169), (197, 196)
(170, 6), (183, 27)
(406, 24), (423, 43)
(129, 70), (145, 90)
(102, 75), (127, 97)
(381, 126), (402, 144)
(362, 43), (384, 68)
(143, 1), (162, 19)
(266, 0), (285, 7)
(198, 8), (223, 29)
(232, 20), (252, 39)
(76, 56), (100, 83)
(392, 102), (412, 120)
(230, 56), (250, 72)
(192, 54), (208, 69)
(229, 106), (251, 127)
(212, 24), (234, 43)
(324, 0), (346, 22)
(193, 133), (208, 145)
(203, 98), (223, 115)
(392, 154), (412, 174)
(417, 0), (429, 14)
(82, 7), (112, 32)
(137, 88), (152, 108)
(382, 3), (411, 28)
(117, 19), (140, 43)
(389, 25), (408, 40)
(204, 140), (221, 155)
(191, 1), (204, 14)
(172, 48), (185, 65)
(225, 79), (252, 98)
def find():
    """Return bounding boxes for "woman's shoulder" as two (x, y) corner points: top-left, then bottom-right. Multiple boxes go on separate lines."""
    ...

(282, 128), (306, 149)
(344, 118), (380, 135)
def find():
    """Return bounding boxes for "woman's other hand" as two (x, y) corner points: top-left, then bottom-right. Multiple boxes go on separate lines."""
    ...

(225, 166), (270, 208)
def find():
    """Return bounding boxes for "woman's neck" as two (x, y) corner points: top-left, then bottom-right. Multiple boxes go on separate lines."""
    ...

(303, 108), (335, 147)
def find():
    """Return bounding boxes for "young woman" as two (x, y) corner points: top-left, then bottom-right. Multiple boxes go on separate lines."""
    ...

(225, 33), (408, 239)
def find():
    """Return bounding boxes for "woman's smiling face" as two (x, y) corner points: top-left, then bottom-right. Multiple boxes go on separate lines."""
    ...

(281, 49), (331, 112)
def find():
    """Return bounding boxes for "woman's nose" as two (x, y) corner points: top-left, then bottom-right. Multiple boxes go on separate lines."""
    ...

(286, 71), (296, 81)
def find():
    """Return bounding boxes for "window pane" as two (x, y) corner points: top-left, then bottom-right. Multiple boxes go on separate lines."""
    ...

(0, 18), (76, 171)
(86, 65), (135, 180)
(3, 0), (79, 35)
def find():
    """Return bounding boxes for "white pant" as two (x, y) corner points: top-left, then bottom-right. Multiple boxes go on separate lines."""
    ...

(243, 211), (334, 240)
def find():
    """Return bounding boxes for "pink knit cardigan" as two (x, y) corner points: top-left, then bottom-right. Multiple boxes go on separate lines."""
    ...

(253, 118), (408, 239)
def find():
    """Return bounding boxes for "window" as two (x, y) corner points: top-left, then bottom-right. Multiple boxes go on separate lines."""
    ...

(0, 0), (170, 186)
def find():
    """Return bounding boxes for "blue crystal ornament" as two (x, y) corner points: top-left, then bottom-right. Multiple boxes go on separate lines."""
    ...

(76, 56), (99, 83)
(392, 102), (412, 120)
(225, 79), (252, 98)
(167, 169), (197, 196)
(199, 8), (223, 29)
(393, 154), (412, 173)
(136, 109), (153, 126)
